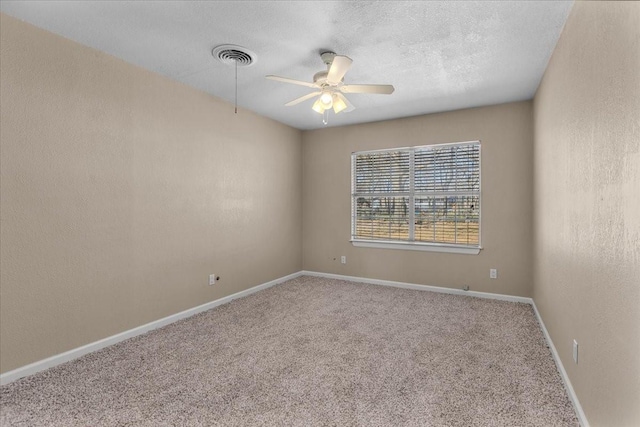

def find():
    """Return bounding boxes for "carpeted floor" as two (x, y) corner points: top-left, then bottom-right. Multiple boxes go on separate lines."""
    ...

(1, 276), (578, 426)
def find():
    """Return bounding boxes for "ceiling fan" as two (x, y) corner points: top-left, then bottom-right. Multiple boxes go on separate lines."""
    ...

(266, 51), (395, 115)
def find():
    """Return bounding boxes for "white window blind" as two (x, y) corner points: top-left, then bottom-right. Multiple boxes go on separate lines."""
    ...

(351, 141), (481, 252)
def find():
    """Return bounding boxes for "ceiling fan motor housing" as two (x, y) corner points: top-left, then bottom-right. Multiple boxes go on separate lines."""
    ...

(320, 51), (336, 66)
(313, 71), (330, 85)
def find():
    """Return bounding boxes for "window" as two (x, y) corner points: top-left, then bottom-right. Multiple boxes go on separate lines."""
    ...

(351, 141), (481, 254)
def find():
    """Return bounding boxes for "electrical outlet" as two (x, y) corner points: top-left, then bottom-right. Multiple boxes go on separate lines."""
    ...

(573, 340), (578, 364)
(341, 256), (346, 264)
(209, 274), (217, 286)
(490, 268), (497, 279)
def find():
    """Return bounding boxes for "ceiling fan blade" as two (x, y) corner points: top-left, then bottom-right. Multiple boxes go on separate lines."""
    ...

(284, 91), (321, 106)
(266, 75), (317, 88)
(340, 84), (395, 95)
(335, 92), (355, 113)
(327, 55), (353, 84)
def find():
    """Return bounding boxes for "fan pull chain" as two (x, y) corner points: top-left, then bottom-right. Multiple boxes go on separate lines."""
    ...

(322, 109), (328, 125)
(234, 59), (238, 114)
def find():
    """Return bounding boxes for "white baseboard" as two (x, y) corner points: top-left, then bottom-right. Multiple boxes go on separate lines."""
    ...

(0, 271), (302, 386)
(531, 302), (589, 427)
(301, 270), (533, 304)
(1, 269), (589, 427)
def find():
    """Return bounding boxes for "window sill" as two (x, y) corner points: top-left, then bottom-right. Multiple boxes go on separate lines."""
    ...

(351, 239), (481, 255)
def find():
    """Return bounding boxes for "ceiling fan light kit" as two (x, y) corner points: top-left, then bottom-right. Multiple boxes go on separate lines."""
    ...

(266, 51), (394, 122)
(311, 98), (325, 114)
(332, 93), (348, 114)
(320, 91), (333, 107)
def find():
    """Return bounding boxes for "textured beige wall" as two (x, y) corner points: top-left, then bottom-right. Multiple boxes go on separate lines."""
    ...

(533, 2), (640, 426)
(0, 14), (302, 373)
(302, 102), (534, 297)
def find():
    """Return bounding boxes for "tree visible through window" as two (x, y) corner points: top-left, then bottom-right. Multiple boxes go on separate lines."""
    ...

(351, 141), (480, 249)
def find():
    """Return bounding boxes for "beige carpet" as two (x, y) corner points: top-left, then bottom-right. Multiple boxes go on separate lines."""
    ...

(1, 276), (578, 426)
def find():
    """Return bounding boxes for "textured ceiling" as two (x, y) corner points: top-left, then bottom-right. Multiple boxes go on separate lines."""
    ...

(0, 1), (573, 130)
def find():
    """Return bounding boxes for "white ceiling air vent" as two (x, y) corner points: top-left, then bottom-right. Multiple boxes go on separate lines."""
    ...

(212, 44), (256, 67)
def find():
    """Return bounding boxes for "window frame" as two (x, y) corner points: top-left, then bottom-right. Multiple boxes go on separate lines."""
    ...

(350, 141), (482, 255)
